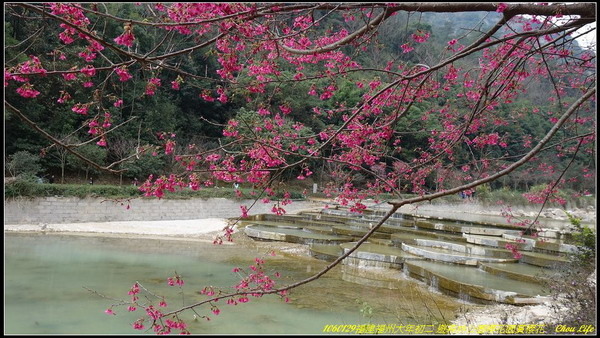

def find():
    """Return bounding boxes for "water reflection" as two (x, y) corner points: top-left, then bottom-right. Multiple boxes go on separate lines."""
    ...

(5, 232), (466, 334)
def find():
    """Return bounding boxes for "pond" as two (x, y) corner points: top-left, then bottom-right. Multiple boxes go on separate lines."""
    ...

(4, 232), (467, 334)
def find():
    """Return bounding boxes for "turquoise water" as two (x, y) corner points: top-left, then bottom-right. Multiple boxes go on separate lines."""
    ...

(5, 233), (463, 334)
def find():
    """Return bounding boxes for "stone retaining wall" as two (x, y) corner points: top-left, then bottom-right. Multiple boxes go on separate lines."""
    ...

(4, 197), (322, 224)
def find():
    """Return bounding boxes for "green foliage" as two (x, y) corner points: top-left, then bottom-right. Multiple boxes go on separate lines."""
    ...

(67, 144), (108, 178)
(4, 179), (142, 199)
(4, 3), (594, 197)
(565, 211), (596, 265)
(392, 102), (437, 162)
(545, 212), (596, 329)
(475, 184), (492, 200)
(278, 190), (304, 200)
(140, 93), (180, 133)
(122, 152), (168, 180)
(6, 151), (43, 177)
(476, 187), (528, 206)
(4, 180), (307, 201)
(4, 21), (22, 53)
(162, 187), (306, 200)
(529, 184), (567, 199)
(547, 269), (597, 330)
(565, 211), (583, 228)
(329, 79), (365, 110)
(4, 176), (41, 197)
(225, 107), (316, 180)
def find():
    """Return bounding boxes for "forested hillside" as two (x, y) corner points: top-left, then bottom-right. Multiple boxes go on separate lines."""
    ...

(5, 3), (595, 197)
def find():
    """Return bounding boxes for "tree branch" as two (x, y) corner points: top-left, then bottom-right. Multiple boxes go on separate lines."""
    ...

(5, 101), (127, 174)
(388, 88), (596, 207)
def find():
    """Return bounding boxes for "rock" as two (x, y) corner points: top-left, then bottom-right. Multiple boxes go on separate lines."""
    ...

(513, 210), (525, 217)
(451, 301), (562, 328)
(587, 270), (596, 288)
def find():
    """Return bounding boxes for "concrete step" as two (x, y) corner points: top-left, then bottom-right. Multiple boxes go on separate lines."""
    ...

(415, 219), (522, 237)
(463, 234), (535, 251)
(410, 238), (515, 259)
(244, 224), (352, 245)
(502, 233), (578, 255)
(341, 265), (408, 289)
(391, 230), (467, 247)
(331, 225), (390, 239)
(341, 242), (423, 269)
(401, 243), (517, 266)
(308, 243), (343, 261)
(477, 262), (557, 283)
(404, 260), (551, 305)
(243, 211), (573, 306)
(519, 251), (571, 268)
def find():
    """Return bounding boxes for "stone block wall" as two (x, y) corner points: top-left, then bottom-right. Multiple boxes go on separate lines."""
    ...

(4, 197), (321, 224)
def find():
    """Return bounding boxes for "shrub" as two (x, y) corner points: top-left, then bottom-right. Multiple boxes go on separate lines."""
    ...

(490, 187), (528, 205)
(4, 176), (40, 198)
(4, 180), (142, 199)
(475, 183), (492, 203)
(544, 213), (597, 330)
(565, 211), (596, 266)
(6, 151), (42, 177)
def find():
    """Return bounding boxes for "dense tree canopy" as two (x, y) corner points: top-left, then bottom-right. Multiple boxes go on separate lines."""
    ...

(4, 2), (596, 334)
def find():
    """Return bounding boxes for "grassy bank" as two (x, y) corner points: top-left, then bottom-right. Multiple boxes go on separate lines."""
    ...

(3, 179), (305, 200)
(4, 178), (594, 209)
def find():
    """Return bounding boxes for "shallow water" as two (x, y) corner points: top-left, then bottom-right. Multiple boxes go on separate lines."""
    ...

(5, 232), (465, 334)
(407, 260), (550, 296)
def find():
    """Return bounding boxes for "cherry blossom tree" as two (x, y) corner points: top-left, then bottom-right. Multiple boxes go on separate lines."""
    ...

(4, 2), (596, 334)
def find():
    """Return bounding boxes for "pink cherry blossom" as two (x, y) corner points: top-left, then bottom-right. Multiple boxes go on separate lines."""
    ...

(114, 31), (135, 47)
(57, 91), (71, 103)
(115, 67), (133, 82)
(16, 84), (40, 98)
(80, 65), (96, 77)
(145, 77), (161, 96)
(96, 137), (107, 147)
(400, 43), (414, 53)
(132, 320), (145, 330)
(411, 31), (430, 43)
(71, 103), (89, 115)
(62, 72), (77, 81)
(240, 205), (249, 218)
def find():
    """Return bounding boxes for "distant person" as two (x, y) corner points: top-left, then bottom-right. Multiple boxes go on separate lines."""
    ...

(464, 189), (473, 201)
(133, 178), (139, 186)
(49, 175), (55, 184)
(89, 177), (94, 185)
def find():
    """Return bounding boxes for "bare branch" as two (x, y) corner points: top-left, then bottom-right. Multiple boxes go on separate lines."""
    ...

(5, 101), (126, 174)
(389, 88), (596, 207)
